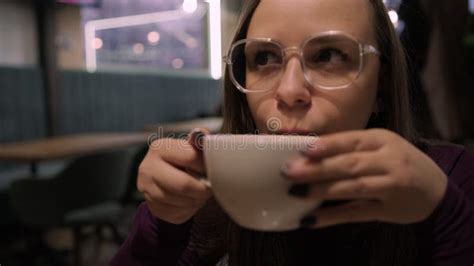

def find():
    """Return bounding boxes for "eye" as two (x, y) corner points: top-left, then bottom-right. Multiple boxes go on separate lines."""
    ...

(314, 48), (347, 63)
(254, 51), (281, 66)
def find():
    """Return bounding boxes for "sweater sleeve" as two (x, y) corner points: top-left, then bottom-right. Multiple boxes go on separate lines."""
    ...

(110, 202), (193, 266)
(426, 149), (474, 265)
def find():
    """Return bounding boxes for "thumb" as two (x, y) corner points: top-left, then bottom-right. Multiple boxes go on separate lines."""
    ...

(188, 128), (211, 152)
(185, 128), (211, 177)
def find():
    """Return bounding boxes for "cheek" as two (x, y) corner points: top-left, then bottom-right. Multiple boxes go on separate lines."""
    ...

(246, 94), (271, 126)
(310, 60), (380, 132)
(334, 61), (380, 127)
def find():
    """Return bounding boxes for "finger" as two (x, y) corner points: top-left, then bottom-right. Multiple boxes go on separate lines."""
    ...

(155, 138), (206, 175)
(144, 194), (203, 224)
(187, 128), (211, 152)
(301, 129), (391, 160)
(142, 158), (212, 200)
(302, 200), (383, 229)
(284, 151), (387, 183)
(142, 181), (204, 207)
(303, 175), (391, 200)
(185, 128), (211, 175)
(187, 171), (212, 188)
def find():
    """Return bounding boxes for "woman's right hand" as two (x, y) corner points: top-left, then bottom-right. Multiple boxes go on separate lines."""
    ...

(137, 129), (212, 224)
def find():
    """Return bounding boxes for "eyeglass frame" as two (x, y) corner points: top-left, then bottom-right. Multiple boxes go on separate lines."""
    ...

(223, 31), (381, 94)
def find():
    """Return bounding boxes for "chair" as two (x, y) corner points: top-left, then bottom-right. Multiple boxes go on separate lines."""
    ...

(121, 144), (148, 206)
(9, 148), (133, 266)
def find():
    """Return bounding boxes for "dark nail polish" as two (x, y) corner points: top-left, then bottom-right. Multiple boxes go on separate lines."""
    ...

(288, 184), (310, 197)
(300, 215), (317, 228)
(191, 130), (205, 150)
(320, 200), (351, 208)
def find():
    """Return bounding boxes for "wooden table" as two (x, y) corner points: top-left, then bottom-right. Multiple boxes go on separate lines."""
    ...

(144, 117), (223, 136)
(0, 132), (150, 176)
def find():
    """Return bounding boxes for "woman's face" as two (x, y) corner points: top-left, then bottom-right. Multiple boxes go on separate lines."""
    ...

(245, 0), (381, 135)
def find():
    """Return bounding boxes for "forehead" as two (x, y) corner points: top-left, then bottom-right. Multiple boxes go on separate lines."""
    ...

(247, 0), (376, 45)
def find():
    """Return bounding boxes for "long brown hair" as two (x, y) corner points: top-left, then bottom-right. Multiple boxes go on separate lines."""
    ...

(190, 1), (421, 265)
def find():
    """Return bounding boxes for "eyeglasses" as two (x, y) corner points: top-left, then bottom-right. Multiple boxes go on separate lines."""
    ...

(223, 31), (381, 93)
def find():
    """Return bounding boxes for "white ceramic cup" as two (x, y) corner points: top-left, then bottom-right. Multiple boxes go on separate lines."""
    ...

(202, 134), (321, 231)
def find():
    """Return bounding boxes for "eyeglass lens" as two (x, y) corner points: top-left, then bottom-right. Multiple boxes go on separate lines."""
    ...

(230, 35), (363, 92)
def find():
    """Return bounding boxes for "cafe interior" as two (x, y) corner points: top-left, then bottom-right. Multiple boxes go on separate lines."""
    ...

(0, 0), (473, 265)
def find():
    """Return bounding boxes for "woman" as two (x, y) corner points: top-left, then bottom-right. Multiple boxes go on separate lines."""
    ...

(111, 0), (474, 265)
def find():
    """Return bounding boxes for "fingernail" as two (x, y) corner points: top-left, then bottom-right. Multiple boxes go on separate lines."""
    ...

(190, 129), (205, 151)
(288, 184), (310, 197)
(199, 178), (212, 188)
(300, 144), (314, 156)
(320, 200), (351, 208)
(300, 147), (310, 156)
(280, 163), (291, 178)
(300, 215), (317, 228)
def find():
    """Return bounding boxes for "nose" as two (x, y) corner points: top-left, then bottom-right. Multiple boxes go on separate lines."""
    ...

(275, 57), (312, 108)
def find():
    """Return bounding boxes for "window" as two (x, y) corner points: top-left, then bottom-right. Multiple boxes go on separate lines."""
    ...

(58, 0), (222, 79)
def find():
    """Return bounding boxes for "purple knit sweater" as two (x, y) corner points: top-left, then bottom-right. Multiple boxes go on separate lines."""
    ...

(110, 144), (474, 265)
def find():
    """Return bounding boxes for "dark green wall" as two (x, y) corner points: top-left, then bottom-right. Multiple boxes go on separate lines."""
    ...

(0, 66), (221, 143)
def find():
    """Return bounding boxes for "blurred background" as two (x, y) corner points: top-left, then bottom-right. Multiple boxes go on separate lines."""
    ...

(0, 0), (473, 265)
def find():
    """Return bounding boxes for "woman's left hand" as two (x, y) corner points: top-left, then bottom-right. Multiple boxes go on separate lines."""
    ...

(282, 128), (448, 228)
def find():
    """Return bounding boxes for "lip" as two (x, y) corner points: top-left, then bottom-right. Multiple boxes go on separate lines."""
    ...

(274, 128), (315, 135)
